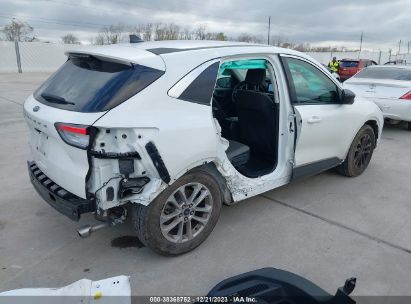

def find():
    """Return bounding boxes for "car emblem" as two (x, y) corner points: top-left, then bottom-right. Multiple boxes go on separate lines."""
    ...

(33, 106), (40, 112)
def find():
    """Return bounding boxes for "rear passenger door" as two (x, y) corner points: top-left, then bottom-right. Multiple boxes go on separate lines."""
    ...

(281, 56), (354, 178)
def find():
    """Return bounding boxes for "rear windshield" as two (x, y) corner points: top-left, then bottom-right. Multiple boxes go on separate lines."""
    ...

(354, 67), (411, 81)
(340, 61), (359, 68)
(34, 54), (164, 112)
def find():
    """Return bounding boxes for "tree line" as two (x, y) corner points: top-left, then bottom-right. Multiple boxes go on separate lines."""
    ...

(0, 18), (357, 52)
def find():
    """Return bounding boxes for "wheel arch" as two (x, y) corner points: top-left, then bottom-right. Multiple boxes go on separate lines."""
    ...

(343, 118), (380, 159)
(187, 162), (233, 206)
(364, 119), (379, 142)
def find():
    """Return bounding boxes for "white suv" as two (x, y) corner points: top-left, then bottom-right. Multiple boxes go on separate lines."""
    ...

(24, 41), (383, 255)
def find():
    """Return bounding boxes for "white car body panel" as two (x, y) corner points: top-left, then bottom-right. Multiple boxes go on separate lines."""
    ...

(281, 55), (383, 167)
(293, 102), (381, 166)
(344, 66), (411, 122)
(23, 40), (384, 214)
(23, 96), (105, 198)
(0, 275), (131, 304)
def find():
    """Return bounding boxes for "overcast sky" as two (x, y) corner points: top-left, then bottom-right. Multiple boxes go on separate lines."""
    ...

(1, 0), (410, 51)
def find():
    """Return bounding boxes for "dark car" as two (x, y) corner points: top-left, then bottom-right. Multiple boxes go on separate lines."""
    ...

(338, 59), (377, 81)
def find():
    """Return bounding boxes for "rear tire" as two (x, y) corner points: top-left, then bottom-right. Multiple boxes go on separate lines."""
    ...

(132, 168), (222, 256)
(407, 122), (411, 131)
(337, 125), (376, 177)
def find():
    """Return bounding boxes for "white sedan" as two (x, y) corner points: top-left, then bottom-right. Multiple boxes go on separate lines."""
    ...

(23, 40), (383, 255)
(344, 65), (411, 130)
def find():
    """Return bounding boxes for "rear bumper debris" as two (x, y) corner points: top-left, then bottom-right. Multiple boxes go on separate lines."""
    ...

(28, 161), (96, 221)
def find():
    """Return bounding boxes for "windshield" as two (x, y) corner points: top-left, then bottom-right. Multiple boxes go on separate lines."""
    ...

(34, 55), (164, 113)
(354, 67), (411, 81)
(340, 61), (359, 68)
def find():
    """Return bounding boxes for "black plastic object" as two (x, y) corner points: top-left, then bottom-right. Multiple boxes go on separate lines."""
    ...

(28, 161), (96, 221)
(226, 140), (250, 167)
(119, 159), (135, 178)
(129, 34), (144, 43)
(207, 268), (356, 304)
(145, 142), (170, 183)
(118, 177), (150, 198)
(89, 150), (141, 159)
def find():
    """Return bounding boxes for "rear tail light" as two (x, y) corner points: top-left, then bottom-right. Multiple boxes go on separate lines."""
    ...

(55, 123), (93, 149)
(399, 90), (411, 100)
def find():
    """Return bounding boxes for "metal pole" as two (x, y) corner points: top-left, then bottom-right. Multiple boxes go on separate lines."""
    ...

(378, 50), (382, 64)
(14, 40), (22, 73)
(358, 32), (363, 59)
(267, 16), (271, 45)
(398, 40), (402, 55)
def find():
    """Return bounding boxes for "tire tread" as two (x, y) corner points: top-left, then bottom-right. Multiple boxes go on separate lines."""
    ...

(337, 124), (375, 177)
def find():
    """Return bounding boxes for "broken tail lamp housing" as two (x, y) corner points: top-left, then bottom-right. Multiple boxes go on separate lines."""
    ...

(55, 123), (96, 149)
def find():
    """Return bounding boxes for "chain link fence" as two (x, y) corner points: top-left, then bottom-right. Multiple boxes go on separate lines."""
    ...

(0, 41), (404, 73)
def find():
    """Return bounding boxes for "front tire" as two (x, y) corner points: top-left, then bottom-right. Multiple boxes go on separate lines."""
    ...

(132, 168), (222, 256)
(337, 125), (376, 177)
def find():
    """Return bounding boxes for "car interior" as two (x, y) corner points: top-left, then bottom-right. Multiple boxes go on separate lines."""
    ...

(212, 59), (279, 178)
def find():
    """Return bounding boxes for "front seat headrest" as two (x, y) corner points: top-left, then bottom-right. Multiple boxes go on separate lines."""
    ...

(245, 69), (266, 85)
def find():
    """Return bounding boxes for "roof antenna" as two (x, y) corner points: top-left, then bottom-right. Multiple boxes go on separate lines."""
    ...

(129, 34), (144, 43)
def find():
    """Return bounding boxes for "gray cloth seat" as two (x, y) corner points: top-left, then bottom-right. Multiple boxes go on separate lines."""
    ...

(226, 140), (250, 167)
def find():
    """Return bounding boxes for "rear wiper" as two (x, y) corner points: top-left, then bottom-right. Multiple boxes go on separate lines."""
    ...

(41, 93), (75, 105)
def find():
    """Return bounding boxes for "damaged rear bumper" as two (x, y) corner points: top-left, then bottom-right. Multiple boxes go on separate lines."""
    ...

(28, 161), (96, 221)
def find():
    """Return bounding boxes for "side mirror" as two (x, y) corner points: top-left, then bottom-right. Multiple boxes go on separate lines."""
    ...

(341, 89), (355, 105)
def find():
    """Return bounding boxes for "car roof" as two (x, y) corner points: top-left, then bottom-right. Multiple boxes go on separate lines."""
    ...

(366, 64), (411, 70)
(68, 40), (306, 62)
(131, 40), (260, 52)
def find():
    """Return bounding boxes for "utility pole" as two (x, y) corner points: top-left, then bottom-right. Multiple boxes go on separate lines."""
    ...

(267, 16), (271, 45)
(358, 31), (363, 59)
(14, 39), (22, 74)
(398, 40), (402, 54)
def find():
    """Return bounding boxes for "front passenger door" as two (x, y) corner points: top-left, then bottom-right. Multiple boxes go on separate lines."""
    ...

(281, 56), (355, 175)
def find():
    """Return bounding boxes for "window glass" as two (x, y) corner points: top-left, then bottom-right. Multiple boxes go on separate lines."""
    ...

(354, 67), (411, 81)
(34, 55), (164, 113)
(284, 57), (339, 104)
(217, 59), (274, 93)
(178, 62), (219, 105)
(340, 61), (359, 68)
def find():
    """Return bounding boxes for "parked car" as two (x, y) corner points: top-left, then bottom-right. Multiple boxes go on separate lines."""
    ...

(384, 59), (407, 65)
(344, 65), (411, 130)
(24, 41), (383, 255)
(338, 59), (377, 81)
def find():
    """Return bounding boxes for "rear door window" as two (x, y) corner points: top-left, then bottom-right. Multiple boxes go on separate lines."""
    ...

(340, 61), (359, 68)
(34, 54), (164, 113)
(178, 62), (219, 105)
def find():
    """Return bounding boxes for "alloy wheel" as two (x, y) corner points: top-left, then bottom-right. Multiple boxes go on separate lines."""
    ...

(353, 133), (372, 170)
(160, 183), (213, 243)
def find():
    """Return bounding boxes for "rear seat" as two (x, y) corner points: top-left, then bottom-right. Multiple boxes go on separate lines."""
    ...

(226, 140), (250, 167)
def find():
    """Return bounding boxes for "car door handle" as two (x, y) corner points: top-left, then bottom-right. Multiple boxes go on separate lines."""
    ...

(307, 116), (322, 124)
